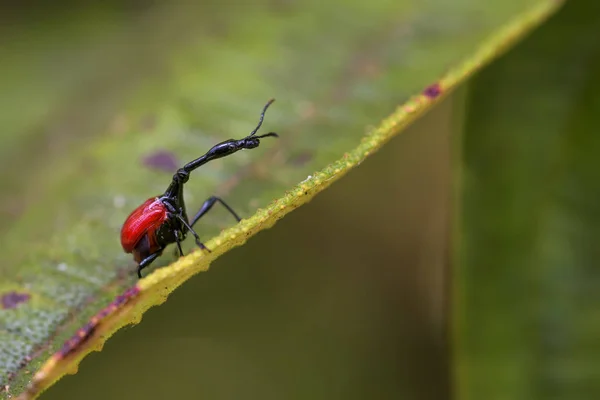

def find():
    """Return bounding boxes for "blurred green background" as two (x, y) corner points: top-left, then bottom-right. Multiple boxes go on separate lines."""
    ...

(2, 0), (600, 399)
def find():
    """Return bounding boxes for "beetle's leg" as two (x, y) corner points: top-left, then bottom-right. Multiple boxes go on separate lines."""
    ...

(164, 211), (186, 257)
(190, 196), (241, 228)
(175, 230), (184, 257)
(175, 214), (212, 253)
(137, 252), (160, 278)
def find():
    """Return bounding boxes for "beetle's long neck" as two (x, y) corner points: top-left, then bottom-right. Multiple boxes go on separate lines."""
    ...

(163, 140), (235, 201)
(162, 99), (277, 203)
(182, 139), (242, 173)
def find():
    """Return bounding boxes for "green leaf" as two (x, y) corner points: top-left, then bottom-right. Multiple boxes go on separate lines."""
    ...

(0, 1), (560, 398)
(456, 0), (600, 398)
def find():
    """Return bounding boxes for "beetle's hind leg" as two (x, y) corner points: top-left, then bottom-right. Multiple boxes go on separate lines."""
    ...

(190, 196), (241, 228)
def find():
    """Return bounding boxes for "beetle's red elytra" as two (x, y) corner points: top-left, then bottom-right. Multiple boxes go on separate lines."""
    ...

(120, 198), (168, 262)
(120, 99), (278, 278)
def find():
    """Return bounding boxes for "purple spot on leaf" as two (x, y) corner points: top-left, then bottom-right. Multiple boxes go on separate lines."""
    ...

(1, 291), (30, 309)
(142, 150), (179, 173)
(59, 323), (97, 357)
(423, 83), (442, 99)
(56, 285), (140, 358)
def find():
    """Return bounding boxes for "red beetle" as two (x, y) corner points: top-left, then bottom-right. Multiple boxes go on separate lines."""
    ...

(121, 99), (278, 278)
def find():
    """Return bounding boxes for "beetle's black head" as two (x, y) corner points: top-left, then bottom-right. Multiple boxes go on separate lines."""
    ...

(241, 132), (279, 149)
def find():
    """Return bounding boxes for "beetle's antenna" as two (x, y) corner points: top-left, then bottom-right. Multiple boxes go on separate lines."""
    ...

(248, 98), (275, 137)
(254, 131), (279, 139)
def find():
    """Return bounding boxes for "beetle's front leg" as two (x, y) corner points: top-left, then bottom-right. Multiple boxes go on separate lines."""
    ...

(174, 213), (212, 253)
(137, 252), (160, 278)
(175, 230), (184, 257)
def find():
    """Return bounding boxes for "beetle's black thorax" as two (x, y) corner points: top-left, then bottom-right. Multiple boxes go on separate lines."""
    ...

(158, 193), (189, 243)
